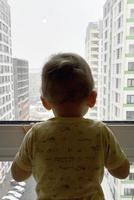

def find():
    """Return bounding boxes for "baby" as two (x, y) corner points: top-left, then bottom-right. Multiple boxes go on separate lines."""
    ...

(11, 53), (129, 200)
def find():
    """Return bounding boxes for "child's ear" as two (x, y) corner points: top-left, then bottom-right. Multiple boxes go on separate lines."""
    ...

(87, 90), (97, 108)
(40, 96), (52, 110)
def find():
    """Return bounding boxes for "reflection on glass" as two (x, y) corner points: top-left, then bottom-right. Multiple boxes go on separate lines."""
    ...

(0, 162), (36, 199)
(102, 163), (134, 200)
(0, 162), (134, 200)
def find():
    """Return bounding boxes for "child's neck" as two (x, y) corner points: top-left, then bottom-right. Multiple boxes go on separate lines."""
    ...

(51, 100), (88, 118)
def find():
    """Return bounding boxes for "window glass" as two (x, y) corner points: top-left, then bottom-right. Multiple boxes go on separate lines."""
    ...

(129, 44), (134, 54)
(130, 9), (134, 18)
(130, 27), (134, 35)
(127, 79), (134, 87)
(128, 62), (134, 71)
(0, 0), (134, 199)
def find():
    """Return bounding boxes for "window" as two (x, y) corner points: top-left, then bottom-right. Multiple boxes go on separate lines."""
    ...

(92, 41), (99, 45)
(92, 33), (99, 38)
(127, 111), (134, 120)
(124, 188), (134, 196)
(104, 54), (107, 62)
(118, 1), (122, 13)
(130, 27), (134, 35)
(115, 92), (120, 103)
(117, 33), (121, 44)
(105, 18), (108, 27)
(129, 173), (134, 180)
(127, 79), (134, 87)
(129, 44), (134, 54)
(91, 61), (98, 65)
(91, 47), (99, 52)
(130, 9), (134, 18)
(117, 17), (121, 29)
(116, 63), (121, 74)
(115, 106), (120, 117)
(116, 48), (122, 59)
(105, 31), (107, 39)
(104, 65), (107, 73)
(128, 62), (134, 71)
(116, 78), (120, 88)
(0, 0), (134, 199)
(104, 42), (107, 50)
(127, 95), (134, 104)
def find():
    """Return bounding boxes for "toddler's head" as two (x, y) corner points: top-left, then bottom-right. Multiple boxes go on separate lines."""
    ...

(41, 53), (95, 105)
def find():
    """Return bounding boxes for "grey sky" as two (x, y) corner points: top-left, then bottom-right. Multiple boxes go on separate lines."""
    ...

(8, 0), (106, 69)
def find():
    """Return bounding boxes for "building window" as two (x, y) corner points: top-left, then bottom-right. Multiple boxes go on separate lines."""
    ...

(116, 63), (121, 74)
(117, 33), (121, 44)
(91, 61), (98, 65)
(124, 188), (134, 196)
(104, 42), (107, 50)
(127, 95), (134, 104)
(116, 48), (122, 59)
(116, 78), (120, 88)
(118, 1), (122, 13)
(91, 47), (99, 52)
(127, 79), (134, 87)
(128, 62), (134, 71)
(130, 27), (134, 35)
(129, 173), (134, 180)
(129, 44), (134, 54)
(92, 41), (99, 45)
(115, 106), (120, 117)
(117, 17), (121, 29)
(104, 76), (106, 84)
(126, 111), (134, 120)
(115, 93), (120, 103)
(104, 65), (107, 73)
(105, 18), (108, 27)
(105, 30), (107, 39)
(104, 54), (107, 62)
(130, 9), (134, 18)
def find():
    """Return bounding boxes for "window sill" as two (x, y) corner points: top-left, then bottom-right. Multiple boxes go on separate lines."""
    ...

(0, 121), (134, 161)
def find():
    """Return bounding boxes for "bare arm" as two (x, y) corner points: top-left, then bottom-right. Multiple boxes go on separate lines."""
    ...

(108, 159), (130, 179)
(11, 160), (32, 182)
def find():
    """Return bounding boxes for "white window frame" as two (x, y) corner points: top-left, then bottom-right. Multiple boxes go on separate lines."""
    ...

(0, 122), (134, 162)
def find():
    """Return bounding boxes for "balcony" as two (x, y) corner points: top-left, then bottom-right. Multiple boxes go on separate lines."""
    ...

(124, 86), (134, 91)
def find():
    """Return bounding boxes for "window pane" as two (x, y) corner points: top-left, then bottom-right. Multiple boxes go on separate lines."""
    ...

(0, 162), (36, 199)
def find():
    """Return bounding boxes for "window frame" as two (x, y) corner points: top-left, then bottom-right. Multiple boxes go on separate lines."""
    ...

(0, 121), (133, 161)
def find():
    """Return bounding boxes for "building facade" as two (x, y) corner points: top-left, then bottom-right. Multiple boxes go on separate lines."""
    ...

(85, 21), (103, 120)
(13, 58), (29, 120)
(102, 0), (134, 120)
(102, 0), (134, 199)
(0, 0), (14, 120)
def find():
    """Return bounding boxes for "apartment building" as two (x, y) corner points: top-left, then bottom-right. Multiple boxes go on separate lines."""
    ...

(0, 0), (14, 120)
(85, 21), (103, 120)
(13, 58), (29, 120)
(102, 0), (134, 199)
(102, 0), (134, 121)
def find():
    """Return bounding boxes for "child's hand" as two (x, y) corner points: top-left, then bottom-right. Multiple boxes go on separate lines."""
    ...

(22, 123), (34, 134)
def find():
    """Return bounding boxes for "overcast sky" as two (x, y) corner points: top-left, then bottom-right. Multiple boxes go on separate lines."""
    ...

(8, 0), (106, 69)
